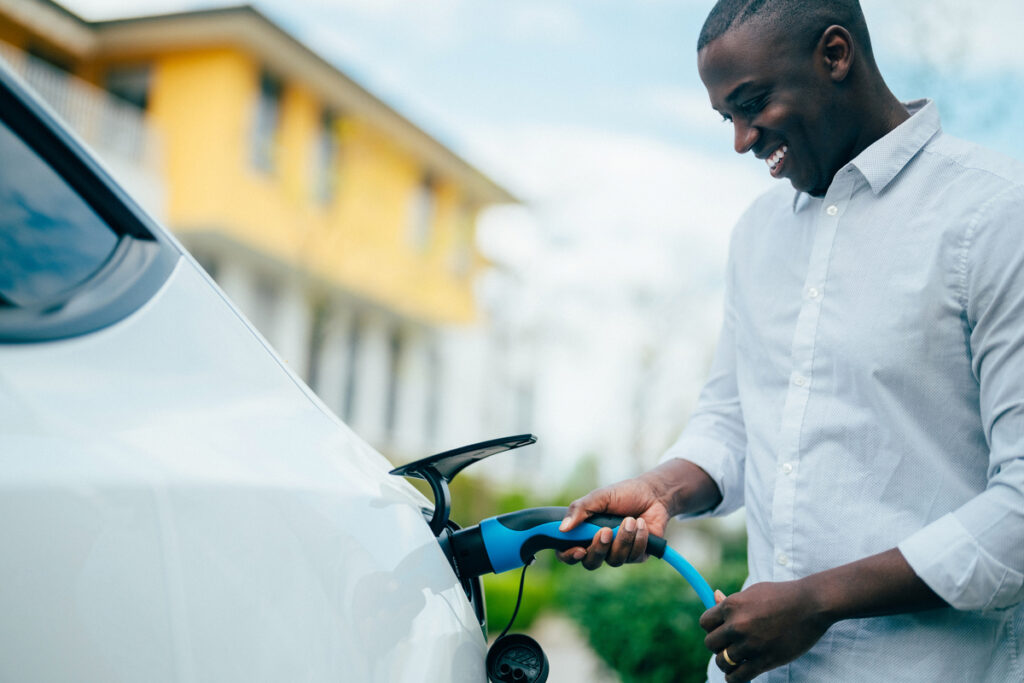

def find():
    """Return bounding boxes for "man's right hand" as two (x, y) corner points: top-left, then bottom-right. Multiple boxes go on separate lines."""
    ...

(555, 458), (721, 570)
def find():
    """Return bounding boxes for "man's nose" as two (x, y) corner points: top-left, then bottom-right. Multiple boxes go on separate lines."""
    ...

(733, 119), (759, 154)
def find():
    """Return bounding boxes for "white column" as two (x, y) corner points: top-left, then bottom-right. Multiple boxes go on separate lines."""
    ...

(394, 327), (429, 458)
(435, 326), (488, 448)
(214, 259), (256, 326)
(272, 278), (312, 377)
(314, 306), (355, 417)
(350, 313), (390, 446)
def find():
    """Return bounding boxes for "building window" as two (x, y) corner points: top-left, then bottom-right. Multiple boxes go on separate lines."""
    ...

(105, 65), (151, 110)
(312, 109), (339, 205)
(250, 70), (282, 173)
(406, 173), (436, 250)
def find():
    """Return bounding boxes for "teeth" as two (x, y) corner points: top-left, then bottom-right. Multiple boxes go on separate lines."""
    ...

(766, 145), (788, 171)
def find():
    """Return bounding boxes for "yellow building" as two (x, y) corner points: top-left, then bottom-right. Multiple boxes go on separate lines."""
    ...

(0, 0), (519, 458)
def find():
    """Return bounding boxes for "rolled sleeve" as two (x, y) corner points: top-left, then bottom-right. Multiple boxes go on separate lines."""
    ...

(899, 508), (1024, 611)
(902, 184), (1024, 611)
(660, 433), (745, 518)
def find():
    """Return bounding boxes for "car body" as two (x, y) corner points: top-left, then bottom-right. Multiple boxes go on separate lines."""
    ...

(0, 59), (486, 681)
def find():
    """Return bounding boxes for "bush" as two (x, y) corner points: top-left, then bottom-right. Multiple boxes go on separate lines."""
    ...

(483, 564), (557, 634)
(558, 530), (748, 683)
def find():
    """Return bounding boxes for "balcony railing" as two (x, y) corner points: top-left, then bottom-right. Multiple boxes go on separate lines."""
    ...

(0, 41), (164, 216)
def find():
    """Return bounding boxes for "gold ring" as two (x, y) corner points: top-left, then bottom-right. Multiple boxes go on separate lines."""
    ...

(723, 648), (738, 667)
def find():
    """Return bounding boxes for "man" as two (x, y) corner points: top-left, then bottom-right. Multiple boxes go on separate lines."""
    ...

(557, 1), (1024, 681)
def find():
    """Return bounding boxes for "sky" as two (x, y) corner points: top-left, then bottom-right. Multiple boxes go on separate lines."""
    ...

(63, 0), (1024, 478)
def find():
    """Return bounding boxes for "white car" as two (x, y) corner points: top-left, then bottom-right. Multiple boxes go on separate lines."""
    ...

(0, 59), (492, 682)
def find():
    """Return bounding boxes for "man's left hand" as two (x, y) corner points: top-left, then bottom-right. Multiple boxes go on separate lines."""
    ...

(700, 580), (831, 683)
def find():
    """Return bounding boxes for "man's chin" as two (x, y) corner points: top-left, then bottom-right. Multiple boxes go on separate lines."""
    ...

(788, 175), (828, 197)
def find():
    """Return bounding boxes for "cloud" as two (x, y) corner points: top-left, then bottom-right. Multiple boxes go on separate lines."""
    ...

(863, 0), (1024, 74)
(500, 2), (584, 45)
(640, 85), (727, 136)
(471, 121), (772, 296)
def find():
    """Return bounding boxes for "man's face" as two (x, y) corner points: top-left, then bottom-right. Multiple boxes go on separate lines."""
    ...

(698, 20), (849, 196)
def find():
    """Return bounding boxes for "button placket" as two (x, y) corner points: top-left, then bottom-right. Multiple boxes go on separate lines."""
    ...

(770, 176), (857, 582)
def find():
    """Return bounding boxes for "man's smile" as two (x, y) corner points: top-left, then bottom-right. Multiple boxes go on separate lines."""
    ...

(766, 144), (788, 177)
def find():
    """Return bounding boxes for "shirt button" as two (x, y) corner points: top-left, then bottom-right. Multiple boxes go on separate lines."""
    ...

(781, 463), (794, 475)
(777, 553), (789, 566)
(793, 374), (808, 387)
(807, 287), (821, 299)
(826, 205), (839, 216)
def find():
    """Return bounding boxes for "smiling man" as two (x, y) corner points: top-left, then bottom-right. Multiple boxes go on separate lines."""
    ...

(557, 1), (1024, 681)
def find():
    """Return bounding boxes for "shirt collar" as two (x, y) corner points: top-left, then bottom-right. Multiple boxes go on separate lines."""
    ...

(792, 99), (942, 211)
(850, 99), (941, 194)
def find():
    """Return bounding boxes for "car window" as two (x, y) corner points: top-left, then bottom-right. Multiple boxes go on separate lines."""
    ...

(0, 118), (120, 310)
(0, 65), (178, 343)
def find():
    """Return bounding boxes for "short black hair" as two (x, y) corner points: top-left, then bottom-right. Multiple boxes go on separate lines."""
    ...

(698, 0), (874, 60)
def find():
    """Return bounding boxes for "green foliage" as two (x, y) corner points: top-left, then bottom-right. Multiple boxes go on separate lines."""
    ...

(483, 566), (557, 633)
(558, 529), (749, 683)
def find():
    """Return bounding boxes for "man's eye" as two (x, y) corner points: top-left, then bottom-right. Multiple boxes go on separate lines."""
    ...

(740, 95), (768, 115)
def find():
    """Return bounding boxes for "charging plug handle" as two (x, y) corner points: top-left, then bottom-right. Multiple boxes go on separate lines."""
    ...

(502, 506), (666, 561)
(449, 506), (667, 579)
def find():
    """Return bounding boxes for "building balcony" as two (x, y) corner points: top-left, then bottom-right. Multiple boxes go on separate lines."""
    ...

(0, 40), (164, 219)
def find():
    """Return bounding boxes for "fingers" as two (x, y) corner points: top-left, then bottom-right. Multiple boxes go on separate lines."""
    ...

(725, 662), (759, 683)
(626, 517), (649, 563)
(606, 517), (648, 566)
(700, 601), (725, 634)
(715, 650), (756, 683)
(704, 591), (760, 683)
(713, 639), (756, 683)
(556, 547), (587, 565)
(581, 527), (613, 570)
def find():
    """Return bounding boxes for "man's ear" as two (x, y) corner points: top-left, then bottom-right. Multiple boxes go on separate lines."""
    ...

(819, 25), (854, 82)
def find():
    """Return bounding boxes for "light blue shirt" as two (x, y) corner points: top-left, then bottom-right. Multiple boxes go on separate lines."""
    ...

(664, 100), (1024, 681)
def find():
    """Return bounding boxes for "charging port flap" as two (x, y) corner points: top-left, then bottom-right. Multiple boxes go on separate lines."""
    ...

(389, 434), (537, 536)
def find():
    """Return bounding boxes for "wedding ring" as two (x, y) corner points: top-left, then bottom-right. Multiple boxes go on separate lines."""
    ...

(723, 648), (738, 667)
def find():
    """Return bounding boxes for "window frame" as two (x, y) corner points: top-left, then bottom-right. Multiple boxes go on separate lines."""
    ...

(0, 61), (178, 343)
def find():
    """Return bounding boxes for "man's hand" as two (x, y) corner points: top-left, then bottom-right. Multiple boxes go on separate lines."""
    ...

(700, 548), (947, 682)
(556, 458), (721, 570)
(555, 477), (671, 570)
(701, 581), (830, 683)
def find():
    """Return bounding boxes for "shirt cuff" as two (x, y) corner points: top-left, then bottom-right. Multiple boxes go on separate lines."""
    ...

(898, 512), (1024, 611)
(658, 433), (743, 519)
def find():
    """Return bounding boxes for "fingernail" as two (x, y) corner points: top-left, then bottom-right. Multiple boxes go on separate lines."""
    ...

(573, 549), (586, 560)
(637, 518), (645, 530)
(559, 517), (571, 531)
(601, 527), (613, 544)
(715, 590), (726, 603)
(623, 517), (636, 532)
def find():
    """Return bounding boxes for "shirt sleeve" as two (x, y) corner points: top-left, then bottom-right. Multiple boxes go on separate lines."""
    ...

(899, 184), (1024, 611)
(659, 228), (747, 519)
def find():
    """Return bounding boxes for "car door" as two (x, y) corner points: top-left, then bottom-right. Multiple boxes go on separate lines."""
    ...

(0, 60), (485, 683)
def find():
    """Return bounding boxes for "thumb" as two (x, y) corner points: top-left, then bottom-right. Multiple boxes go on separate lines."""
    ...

(559, 498), (597, 531)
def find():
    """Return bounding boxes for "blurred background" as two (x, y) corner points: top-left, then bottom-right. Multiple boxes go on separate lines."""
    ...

(2, 0), (1021, 680)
